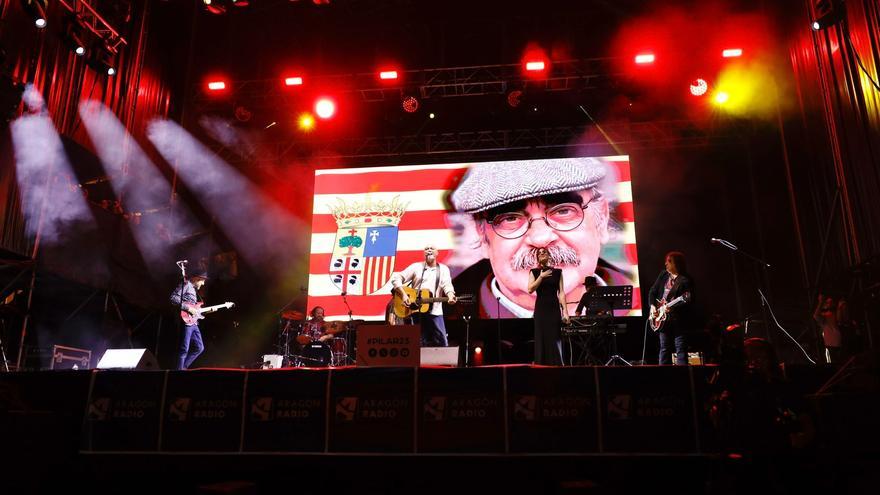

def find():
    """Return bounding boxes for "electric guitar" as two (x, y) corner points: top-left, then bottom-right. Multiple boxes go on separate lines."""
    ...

(649, 293), (690, 332)
(180, 301), (235, 326)
(392, 286), (473, 319)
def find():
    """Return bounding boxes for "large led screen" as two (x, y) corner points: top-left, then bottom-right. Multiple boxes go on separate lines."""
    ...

(308, 156), (640, 320)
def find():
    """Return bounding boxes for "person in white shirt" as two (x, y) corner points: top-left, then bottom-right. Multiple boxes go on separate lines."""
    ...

(391, 245), (457, 346)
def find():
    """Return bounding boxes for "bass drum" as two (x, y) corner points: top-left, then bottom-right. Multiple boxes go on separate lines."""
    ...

(299, 342), (331, 367)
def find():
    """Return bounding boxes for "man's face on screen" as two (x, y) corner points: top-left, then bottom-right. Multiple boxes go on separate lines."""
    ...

(481, 189), (609, 309)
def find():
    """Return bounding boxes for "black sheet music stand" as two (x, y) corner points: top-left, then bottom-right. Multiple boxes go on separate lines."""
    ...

(584, 285), (633, 366)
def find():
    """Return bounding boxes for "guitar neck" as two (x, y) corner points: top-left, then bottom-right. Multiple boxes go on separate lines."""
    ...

(418, 297), (450, 304)
(200, 304), (228, 314)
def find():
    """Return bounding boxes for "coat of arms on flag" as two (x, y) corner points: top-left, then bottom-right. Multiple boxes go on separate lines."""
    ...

(329, 196), (407, 296)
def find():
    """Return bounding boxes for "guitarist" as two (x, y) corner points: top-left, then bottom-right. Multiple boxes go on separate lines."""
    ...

(170, 271), (209, 370)
(391, 245), (458, 346)
(648, 252), (695, 365)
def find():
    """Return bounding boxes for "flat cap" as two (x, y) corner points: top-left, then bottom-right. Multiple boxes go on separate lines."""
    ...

(451, 157), (606, 214)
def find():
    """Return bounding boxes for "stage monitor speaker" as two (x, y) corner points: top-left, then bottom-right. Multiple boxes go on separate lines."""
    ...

(421, 346), (460, 367)
(96, 349), (159, 370)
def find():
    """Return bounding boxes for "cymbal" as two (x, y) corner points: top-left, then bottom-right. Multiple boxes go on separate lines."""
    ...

(281, 310), (305, 320)
(325, 322), (346, 335)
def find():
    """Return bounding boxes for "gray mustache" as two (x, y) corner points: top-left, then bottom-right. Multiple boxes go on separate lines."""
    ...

(511, 245), (581, 271)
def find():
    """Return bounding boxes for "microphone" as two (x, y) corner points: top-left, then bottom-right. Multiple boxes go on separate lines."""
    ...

(710, 238), (738, 250)
(177, 259), (188, 264)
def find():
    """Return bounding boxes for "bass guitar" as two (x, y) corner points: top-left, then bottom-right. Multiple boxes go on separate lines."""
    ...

(649, 293), (690, 332)
(180, 301), (235, 326)
(392, 286), (472, 319)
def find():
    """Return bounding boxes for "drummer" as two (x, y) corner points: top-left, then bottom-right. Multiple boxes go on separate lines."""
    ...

(298, 306), (337, 344)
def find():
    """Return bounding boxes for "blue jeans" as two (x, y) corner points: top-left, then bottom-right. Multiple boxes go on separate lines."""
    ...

(419, 314), (448, 347)
(178, 324), (204, 369)
(658, 327), (688, 365)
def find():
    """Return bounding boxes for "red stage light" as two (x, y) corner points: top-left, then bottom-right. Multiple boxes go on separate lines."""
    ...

(689, 78), (708, 96)
(314, 97), (336, 119)
(525, 60), (545, 72)
(379, 70), (398, 80)
(284, 76), (303, 86)
(722, 48), (743, 58)
(207, 81), (226, 91)
(402, 96), (419, 113)
(634, 53), (655, 65)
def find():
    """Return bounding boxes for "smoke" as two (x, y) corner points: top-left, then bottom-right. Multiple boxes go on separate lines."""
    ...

(11, 88), (95, 245)
(78, 100), (205, 273)
(199, 115), (258, 160)
(146, 119), (306, 277)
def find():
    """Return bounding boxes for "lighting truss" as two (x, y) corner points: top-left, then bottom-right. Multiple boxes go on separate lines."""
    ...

(57, 0), (127, 53)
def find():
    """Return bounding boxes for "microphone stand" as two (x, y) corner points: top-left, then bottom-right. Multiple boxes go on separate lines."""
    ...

(463, 315), (472, 367)
(173, 261), (187, 370)
(712, 239), (816, 364)
(341, 292), (355, 365)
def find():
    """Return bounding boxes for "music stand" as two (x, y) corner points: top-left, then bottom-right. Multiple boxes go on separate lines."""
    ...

(583, 285), (633, 366)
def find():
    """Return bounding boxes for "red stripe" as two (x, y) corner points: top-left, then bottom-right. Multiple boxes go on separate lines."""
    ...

(608, 160), (630, 182)
(624, 244), (639, 264)
(614, 202), (634, 222)
(306, 295), (392, 318)
(311, 210), (451, 234)
(314, 168), (467, 195)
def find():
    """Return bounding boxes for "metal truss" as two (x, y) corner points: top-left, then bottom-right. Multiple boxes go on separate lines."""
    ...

(58, 0), (128, 52)
(191, 58), (625, 107)
(224, 120), (741, 164)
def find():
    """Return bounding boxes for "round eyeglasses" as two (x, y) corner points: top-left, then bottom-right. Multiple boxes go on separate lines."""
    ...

(489, 201), (591, 239)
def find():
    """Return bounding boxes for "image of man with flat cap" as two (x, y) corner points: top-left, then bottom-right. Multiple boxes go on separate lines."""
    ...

(450, 157), (636, 319)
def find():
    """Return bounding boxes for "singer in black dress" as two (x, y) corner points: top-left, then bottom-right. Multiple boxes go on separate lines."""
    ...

(527, 247), (570, 365)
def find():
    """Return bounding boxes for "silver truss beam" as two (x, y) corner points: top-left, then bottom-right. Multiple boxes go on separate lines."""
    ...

(214, 121), (739, 164)
(58, 0), (128, 53)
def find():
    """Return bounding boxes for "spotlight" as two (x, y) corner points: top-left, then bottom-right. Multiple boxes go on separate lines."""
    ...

(428, 112), (435, 119)
(689, 78), (708, 96)
(297, 112), (315, 131)
(714, 91), (729, 104)
(401, 95), (419, 113)
(722, 48), (743, 58)
(379, 70), (399, 80)
(812, 0), (845, 30)
(207, 80), (227, 91)
(87, 45), (117, 77)
(525, 60), (545, 72)
(284, 76), (303, 86)
(21, 0), (48, 28)
(314, 97), (335, 119)
(634, 53), (655, 65)
(506, 90), (522, 108)
(62, 14), (88, 57)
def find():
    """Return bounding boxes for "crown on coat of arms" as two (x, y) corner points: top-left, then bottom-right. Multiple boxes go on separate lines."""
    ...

(331, 196), (408, 228)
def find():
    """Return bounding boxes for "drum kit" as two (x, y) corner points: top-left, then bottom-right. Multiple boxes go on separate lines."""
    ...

(277, 310), (361, 367)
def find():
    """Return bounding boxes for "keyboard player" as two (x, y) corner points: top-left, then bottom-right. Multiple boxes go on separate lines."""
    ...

(574, 276), (611, 318)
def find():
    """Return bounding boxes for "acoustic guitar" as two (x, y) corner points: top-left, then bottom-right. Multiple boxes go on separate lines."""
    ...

(392, 286), (472, 319)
